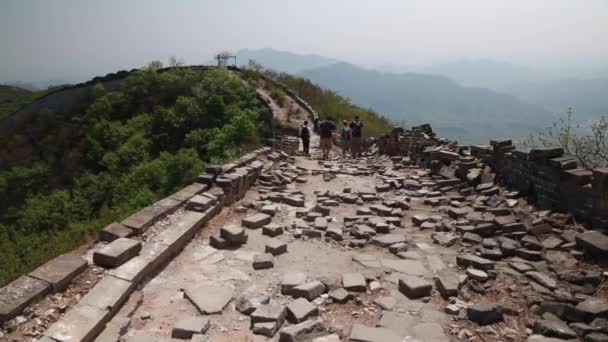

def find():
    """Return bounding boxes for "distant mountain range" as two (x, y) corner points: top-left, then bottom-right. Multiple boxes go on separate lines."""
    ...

(299, 63), (552, 143)
(237, 48), (608, 143)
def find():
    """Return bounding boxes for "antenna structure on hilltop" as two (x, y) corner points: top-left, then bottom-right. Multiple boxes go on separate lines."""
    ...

(216, 52), (237, 68)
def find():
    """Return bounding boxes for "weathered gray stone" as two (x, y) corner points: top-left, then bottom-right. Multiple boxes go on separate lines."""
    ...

(577, 297), (608, 320)
(467, 303), (503, 325)
(186, 194), (214, 212)
(281, 272), (307, 295)
(263, 223), (284, 237)
(527, 334), (570, 342)
(312, 334), (341, 342)
(278, 319), (325, 342)
(99, 222), (134, 242)
(108, 241), (171, 284)
(93, 238), (142, 268)
(250, 303), (286, 328)
(45, 303), (109, 342)
(253, 253), (274, 269)
(314, 217), (328, 230)
(80, 275), (133, 316)
(150, 210), (211, 254)
(381, 259), (427, 276)
(586, 332), (608, 342)
(538, 302), (586, 323)
(172, 317), (210, 339)
(342, 273), (367, 292)
(121, 197), (181, 233)
(253, 322), (279, 337)
(265, 239), (287, 256)
(184, 285), (233, 314)
(236, 292), (270, 315)
(286, 298), (318, 323)
(456, 254), (495, 270)
(533, 319), (577, 339)
(399, 275), (432, 299)
(371, 234), (405, 247)
(242, 213), (272, 229)
(466, 268), (489, 282)
(0, 276), (50, 323)
(526, 272), (557, 290)
(291, 281), (326, 300)
(170, 182), (208, 203)
(29, 253), (87, 292)
(576, 231), (608, 258)
(349, 323), (402, 342)
(436, 271), (459, 299)
(374, 296), (397, 310)
(329, 288), (352, 303)
(220, 224), (247, 245)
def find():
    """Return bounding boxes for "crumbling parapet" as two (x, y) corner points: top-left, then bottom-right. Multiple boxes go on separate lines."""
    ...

(378, 124), (608, 228)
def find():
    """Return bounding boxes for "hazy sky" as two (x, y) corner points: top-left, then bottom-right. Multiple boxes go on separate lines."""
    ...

(2, 0), (607, 84)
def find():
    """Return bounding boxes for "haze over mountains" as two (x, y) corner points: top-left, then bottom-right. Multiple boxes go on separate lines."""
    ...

(236, 48), (608, 143)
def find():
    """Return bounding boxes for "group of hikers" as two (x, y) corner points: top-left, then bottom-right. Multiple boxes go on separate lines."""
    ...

(299, 116), (364, 160)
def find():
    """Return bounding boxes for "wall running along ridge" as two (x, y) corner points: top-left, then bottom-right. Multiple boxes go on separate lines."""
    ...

(376, 124), (608, 229)
(0, 147), (277, 338)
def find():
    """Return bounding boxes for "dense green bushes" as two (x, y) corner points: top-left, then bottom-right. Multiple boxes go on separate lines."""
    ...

(0, 67), (271, 286)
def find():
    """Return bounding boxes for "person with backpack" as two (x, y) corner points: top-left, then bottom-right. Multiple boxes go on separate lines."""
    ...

(318, 118), (336, 160)
(300, 121), (311, 155)
(349, 116), (364, 158)
(340, 119), (352, 158)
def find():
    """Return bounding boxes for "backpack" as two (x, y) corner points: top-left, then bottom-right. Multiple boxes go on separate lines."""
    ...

(350, 121), (362, 137)
(320, 121), (334, 138)
(301, 126), (310, 139)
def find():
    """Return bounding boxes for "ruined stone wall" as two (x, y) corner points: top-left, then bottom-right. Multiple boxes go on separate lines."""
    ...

(377, 124), (608, 228)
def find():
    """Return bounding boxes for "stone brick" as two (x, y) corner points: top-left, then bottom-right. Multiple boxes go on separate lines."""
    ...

(265, 239), (288, 256)
(45, 303), (109, 342)
(278, 319), (325, 342)
(262, 223), (283, 237)
(29, 253), (87, 292)
(80, 275), (133, 316)
(184, 285), (233, 314)
(93, 238), (142, 268)
(576, 231), (608, 258)
(291, 281), (325, 300)
(186, 194), (214, 212)
(242, 213), (272, 229)
(253, 253), (274, 269)
(342, 273), (367, 292)
(172, 317), (210, 339)
(398, 275), (432, 299)
(286, 298), (318, 323)
(349, 323), (403, 342)
(98, 222), (134, 242)
(281, 272), (307, 295)
(0, 276), (50, 323)
(456, 254), (495, 270)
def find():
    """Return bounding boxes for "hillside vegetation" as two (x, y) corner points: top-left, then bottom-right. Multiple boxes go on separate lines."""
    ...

(0, 85), (49, 119)
(0, 67), (272, 286)
(254, 68), (392, 136)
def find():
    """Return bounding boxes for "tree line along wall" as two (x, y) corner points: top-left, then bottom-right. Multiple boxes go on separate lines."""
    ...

(376, 125), (608, 229)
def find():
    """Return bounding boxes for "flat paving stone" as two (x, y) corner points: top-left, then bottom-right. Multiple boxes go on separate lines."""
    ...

(286, 298), (318, 323)
(576, 231), (608, 258)
(107, 241), (171, 284)
(29, 253), (87, 292)
(279, 319), (325, 342)
(342, 273), (367, 292)
(349, 323), (403, 342)
(99, 222), (134, 242)
(371, 234), (405, 247)
(242, 213), (272, 229)
(436, 270), (459, 299)
(381, 259), (427, 276)
(93, 238), (142, 268)
(121, 197), (181, 233)
(80, 275), (133, 315)
(45, 303), (109, 342)
(184, 285), (233, 314)
(0, 275), (50, 323)
(172, 317), (210, 339)
(456, 254), (495, 270)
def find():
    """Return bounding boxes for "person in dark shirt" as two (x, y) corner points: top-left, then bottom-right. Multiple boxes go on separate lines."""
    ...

(300, 121), (311, 155)
(349, 116), (364, 158)
(318, 118), (336, 159)
(340, 119), (352, 158)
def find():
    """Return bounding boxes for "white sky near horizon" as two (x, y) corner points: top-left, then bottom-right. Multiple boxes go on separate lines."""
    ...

(1, 0), (607, 84)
